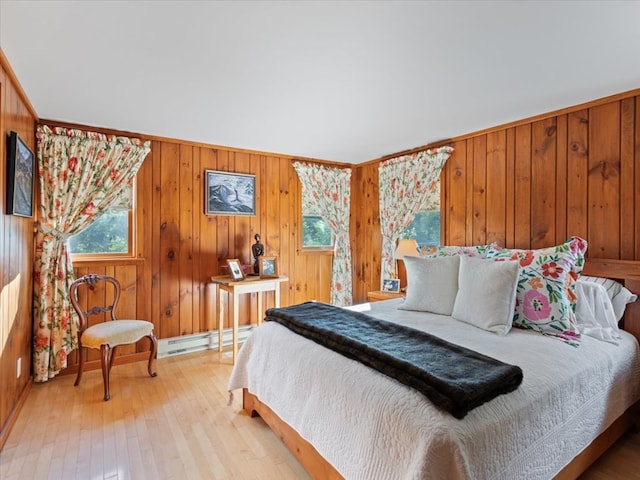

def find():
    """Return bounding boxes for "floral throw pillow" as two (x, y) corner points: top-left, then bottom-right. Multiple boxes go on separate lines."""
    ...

(420, 243), (497, 259)
(486, 237), (588, 346)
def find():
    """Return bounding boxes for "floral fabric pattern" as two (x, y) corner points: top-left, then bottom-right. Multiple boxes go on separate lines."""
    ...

(293, 162), (352, 306)
(486, 236), (588, 346)
(420, 243), (496, 258)
(378, 146), (453, 287)
(33, 125), (150, 382)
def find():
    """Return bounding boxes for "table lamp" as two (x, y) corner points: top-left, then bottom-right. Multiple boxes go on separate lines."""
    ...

(394, 238), (419, 289)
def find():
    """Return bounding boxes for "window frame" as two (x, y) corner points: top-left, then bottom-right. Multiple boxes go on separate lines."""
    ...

(401, 209), (442, 250)
(69, 179), (137, 262)
(298, 195), (335, 255)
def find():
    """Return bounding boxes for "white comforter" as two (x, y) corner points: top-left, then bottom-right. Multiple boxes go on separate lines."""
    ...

(228, 299), (640, 480)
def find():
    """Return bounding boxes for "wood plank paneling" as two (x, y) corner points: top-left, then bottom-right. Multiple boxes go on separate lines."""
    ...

(191, 147), (202, 332)
(514, 124), (532, 248)
(620, 98), (635, 259)
(446, 139), (467, 246)
(159, 142), (181, 338)
(589, 102), (621, 258)
(472, 136), (487, 245)
(504, 128), (515, 248)
(464, 139), (475, 246)
(636, 96), (640, 260)
(486, 130), (506, 246)
(566, 110), (589, 240)
(0, 53), (37, 450)
(179, 144), (194, 336)
(351, 162), (380, 300)
(531, 117), (557, 248)
(555, 114), (568, 243)
(352, 90), (640, 299)
(115, 265), (139, 357)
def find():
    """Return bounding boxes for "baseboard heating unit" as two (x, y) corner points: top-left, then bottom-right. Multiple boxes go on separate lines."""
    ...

(158, 326), (255, 359)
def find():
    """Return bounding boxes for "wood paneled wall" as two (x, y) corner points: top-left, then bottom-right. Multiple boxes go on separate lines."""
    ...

(36, 127), (340, 371)
(350, 162), (382, 301)
(0, 50), (37, 450)
(352, 89), (640, 302)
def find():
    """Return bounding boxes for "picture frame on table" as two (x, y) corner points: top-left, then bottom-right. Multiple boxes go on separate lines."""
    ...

(259, 256), (278, 278)
(6, 131), (35, 217)
(226, 258), (245, 281)
(205, 170), (256, 216)
(382, 278), (400, 293)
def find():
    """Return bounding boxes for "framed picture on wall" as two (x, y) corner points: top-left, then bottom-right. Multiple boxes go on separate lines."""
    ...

(6, 131), (35, 217)
(259, 256), (278, 278)
(205, 170), (256, 216)
(226, 259), (245, 281)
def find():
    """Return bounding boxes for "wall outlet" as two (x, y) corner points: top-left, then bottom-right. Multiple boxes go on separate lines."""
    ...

(17, 357), (21, 379)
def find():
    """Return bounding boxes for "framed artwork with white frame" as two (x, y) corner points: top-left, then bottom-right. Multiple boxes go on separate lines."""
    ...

(382, 278), (400, 293)
(226, 258), (245, 281)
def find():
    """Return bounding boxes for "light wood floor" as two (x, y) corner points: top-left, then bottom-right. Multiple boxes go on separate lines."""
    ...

(0, 350), (638, 480)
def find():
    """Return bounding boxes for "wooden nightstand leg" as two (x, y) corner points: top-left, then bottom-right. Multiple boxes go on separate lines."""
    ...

(218, 287), (224, 352)
(232, 290), (239, 364)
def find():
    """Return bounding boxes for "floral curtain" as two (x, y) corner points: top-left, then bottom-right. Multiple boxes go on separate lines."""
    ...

(33, 125), (151, 382)
(378, 146), (453, 288)
(293, 162), (352, 306)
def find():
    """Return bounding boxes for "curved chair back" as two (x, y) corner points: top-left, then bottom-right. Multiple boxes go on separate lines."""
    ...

(70, 274), (121, 331)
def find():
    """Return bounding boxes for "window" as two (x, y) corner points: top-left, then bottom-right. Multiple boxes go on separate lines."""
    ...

(401, 210), (441, 248)
(302, 215), (334, 248)
(68, 184), (134, 257)
(68, 210), (131, 255)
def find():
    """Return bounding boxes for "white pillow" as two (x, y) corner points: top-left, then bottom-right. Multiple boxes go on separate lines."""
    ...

(451, 256), (519, 335)
(578, 275), (637, 321)
(574, 280), (621, 345)
(398, 255), (460, 315)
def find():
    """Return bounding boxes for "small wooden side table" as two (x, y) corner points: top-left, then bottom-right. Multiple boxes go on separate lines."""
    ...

(367, 290), (405, 302)
(210, 275), (288, 364)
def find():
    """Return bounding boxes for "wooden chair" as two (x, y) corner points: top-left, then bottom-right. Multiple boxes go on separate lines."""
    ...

(70, 274), (157, 400)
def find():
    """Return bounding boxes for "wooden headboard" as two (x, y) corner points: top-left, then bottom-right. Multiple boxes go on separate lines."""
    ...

(581, 258), (640, 342)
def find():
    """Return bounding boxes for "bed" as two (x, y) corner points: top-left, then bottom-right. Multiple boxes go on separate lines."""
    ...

(228, 257), (640, 480)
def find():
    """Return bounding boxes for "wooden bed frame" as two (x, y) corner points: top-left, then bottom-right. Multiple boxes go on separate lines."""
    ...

(243, 258), (640, 480)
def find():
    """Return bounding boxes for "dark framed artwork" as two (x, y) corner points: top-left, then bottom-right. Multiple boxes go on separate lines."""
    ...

(259, 256), (278, 278)
(205, 170), (256, 216)
(6, 131), (35, 217)
(226, 258), (245, 281)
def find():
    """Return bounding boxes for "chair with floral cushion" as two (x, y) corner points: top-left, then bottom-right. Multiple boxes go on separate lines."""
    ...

(70, 274), (157, 400)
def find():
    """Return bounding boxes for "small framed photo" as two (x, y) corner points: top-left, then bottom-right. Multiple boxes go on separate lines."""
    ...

(6, 131), (35, 217)
(226, 259), (245, 281)
(382, 278), (400, 293)
(259, 256), (278, 278)
(205, 169), (256, 216)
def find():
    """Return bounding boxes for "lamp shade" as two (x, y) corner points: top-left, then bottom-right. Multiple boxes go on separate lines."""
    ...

(395, 238), (419, 259)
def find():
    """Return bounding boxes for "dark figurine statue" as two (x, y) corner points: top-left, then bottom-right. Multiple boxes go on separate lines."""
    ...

(252, 233), (264, 275)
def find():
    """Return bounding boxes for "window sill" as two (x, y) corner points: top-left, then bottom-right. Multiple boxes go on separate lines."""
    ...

(299, 248), (334, 256)
(71, 257), (145, 267)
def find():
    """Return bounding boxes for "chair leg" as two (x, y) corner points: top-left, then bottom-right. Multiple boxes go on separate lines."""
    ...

(108, 345), (118, 373)
(74, 344), (84, 387)
(147, 334), (158, 378)
(100, 344), (112, 401)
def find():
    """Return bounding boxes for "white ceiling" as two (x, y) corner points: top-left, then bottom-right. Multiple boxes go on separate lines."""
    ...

(1, 1), (639, 164)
